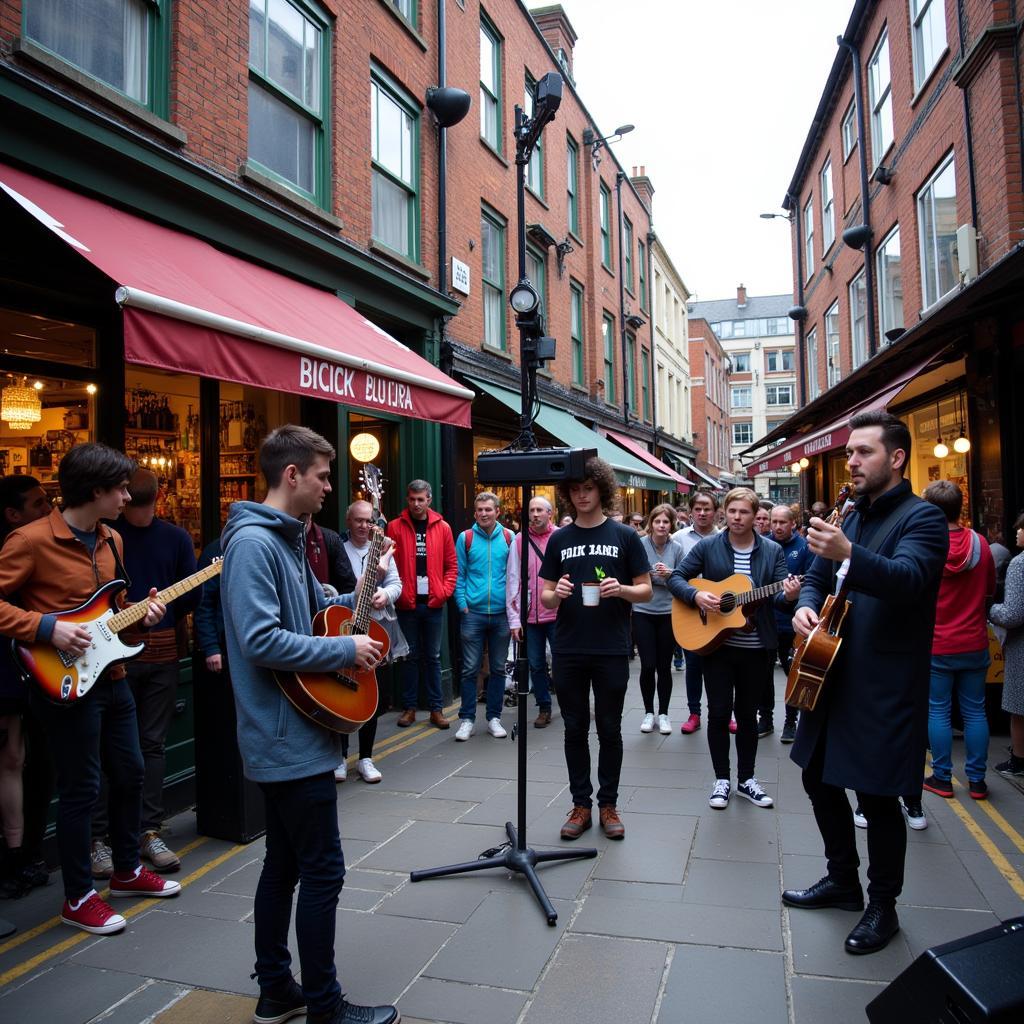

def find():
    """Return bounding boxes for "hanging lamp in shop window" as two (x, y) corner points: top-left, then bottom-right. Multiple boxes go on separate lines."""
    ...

(1, 376), (42, 430)
(953, 392), (971, 454)
(932, 399), (949, 459)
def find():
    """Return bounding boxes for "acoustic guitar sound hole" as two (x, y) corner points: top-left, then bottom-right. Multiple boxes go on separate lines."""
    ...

(719, 593), (737, 614)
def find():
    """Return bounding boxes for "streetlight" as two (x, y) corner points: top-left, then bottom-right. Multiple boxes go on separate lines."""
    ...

(760, 211), (793, 221)
(582, 124), (634, 171)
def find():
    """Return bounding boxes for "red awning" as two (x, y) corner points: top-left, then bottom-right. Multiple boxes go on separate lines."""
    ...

(603, 430), (692, 493)
(0, 164), (473, 428)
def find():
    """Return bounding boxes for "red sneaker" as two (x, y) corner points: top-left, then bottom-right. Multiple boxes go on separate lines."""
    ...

(728, 717), (738, 734)
(109, 865), (182, 898)
(61, 892), (126, 934)
(680, 714), (701, 734)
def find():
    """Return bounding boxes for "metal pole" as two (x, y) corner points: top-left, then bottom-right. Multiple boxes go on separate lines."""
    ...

(616, 172), (629, 424)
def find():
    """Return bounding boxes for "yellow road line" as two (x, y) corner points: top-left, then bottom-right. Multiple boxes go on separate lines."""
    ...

(340, 702), (457, 765)
(950, 775), (1024, 856)
(941, 790), (1024, 900)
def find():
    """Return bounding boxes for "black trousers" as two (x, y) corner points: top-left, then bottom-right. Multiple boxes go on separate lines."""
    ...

(555, 653), (628, 808)
(634, 612), (674, 716)
(702, 646), (769, 782)
(800, 732), (906, 906)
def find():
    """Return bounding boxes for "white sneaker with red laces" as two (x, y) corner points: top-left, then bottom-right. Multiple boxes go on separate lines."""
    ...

(109, 865), (181, 898)
(61, 891), (126, 934)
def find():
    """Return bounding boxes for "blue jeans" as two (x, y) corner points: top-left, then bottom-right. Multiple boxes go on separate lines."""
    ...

(255, 772), (346, 1016)
(929, 649), (991, 782)
(459, 610), (510, 722)
(397, 604), (444, 711)
(683, 649), (704, 716)
(525, 620), (556, 709)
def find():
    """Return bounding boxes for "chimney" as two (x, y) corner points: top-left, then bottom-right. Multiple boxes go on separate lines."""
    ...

(630, 165), (655, 216)
(737, 284), (747, 308)
(531, 5), (579, 80)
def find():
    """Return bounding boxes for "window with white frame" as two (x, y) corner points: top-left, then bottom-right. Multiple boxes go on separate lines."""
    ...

(825, 301), (841, 386)
(371, 73), (419, 261)
(481, 208), (505, 350)
(850, 269), (869, 368)
(842, 100), (857, 159)
(821, 159), (835, 251)
(248, 0), (328, 203)
(876, 226), (904, 340)
(766, 383), (794, 407)
(479, 16), (501, 151)
(868, 30), (894, 167)
(390, 0), (415, 22)
(918, 153), (959, 308)
(524, 75), (543, 196)
(732, 422), (753, 447)
(732, 352), (751, 373)
(804, 196), (814, 277)
(805, 327), (820, 400)
(766, 316), (794, 336)
(730, 386), (752, 409)
(911, 0), (947, 92)
(765, 349), (793, 372)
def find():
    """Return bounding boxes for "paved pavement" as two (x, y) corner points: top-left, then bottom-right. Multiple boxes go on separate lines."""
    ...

(2, 662), (1023, 1024)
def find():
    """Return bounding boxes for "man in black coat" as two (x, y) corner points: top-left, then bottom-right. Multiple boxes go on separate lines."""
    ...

(783, 411), (948, 955)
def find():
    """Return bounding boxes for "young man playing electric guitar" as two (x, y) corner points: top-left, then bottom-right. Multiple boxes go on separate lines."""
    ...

(0, 444), (180, 935)
(219, 425), (397, 1024)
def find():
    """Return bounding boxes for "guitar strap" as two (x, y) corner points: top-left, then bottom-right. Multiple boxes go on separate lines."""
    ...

(106, 532), (132, 588)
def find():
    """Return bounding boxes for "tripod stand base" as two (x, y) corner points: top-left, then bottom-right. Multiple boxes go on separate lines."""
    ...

(410, 820), (596, 926)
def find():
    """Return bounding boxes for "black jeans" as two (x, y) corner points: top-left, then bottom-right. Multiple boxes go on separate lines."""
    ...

(256, 771), (346, 1016)
(31, 679), (143, 900)
(340, 712), (378, 761)
(702, 646), (769, 782)
(634, 612), (674, 716)
(759, 649), (778, 723)
(777, 631), (799, 726)
(683, 649), (704, 716)
(556, 653), (628, 808)
(21, 702), (55, 863)
(800, 732), (906, 906)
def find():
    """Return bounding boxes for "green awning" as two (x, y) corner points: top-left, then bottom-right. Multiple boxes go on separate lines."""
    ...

(468, 377), (676, 492)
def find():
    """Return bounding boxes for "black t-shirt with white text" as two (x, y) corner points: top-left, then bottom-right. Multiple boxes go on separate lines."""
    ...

(539, 518), (649, 655)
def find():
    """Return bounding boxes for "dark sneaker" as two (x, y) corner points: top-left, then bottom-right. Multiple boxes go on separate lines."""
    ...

(901, 799), (927, 830)
(599, 806), (625, 840)
(853, 806), (868, 829)
(995, 755), (1024, 778)
(757, 718), (774, 738)
(968, 779), (988, 800)
(709, 779), (730, 809)
(254, 978), (306, 1024)
(923, 774), (954, 799)
(560, 805), (592, 840)
(308, 997), (400, 1024)
(736, 777), (774, 808)
(780, 720), (797, 744)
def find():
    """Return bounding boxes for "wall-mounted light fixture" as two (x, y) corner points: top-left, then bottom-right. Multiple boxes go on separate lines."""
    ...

(582, 123), (634, 171)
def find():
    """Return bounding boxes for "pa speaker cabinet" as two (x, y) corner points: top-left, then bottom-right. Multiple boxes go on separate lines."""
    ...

(476, 447), (597, 484)
(866, 917), (1024, 1023)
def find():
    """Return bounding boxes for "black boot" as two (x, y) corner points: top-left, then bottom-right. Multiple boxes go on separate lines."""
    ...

(782, 875), (864, 911)
(845, 902), (900, 954)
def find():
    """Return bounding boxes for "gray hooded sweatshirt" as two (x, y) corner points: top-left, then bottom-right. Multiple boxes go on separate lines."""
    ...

(221, 501), (356, 783)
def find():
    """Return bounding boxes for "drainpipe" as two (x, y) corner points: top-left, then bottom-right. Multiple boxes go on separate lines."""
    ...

(787, 192), (808, 407)
(837, 34), (877, 358)
(615, 171), (629, 425)
(646, 229), (658, 439)
(956, 0), (979, 227)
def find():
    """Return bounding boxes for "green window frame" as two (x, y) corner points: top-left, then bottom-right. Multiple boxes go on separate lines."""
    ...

(625, 332), (636, 410)
(570, 280), (584, 386)
(525, 75), (543, 197)
(623, 217), (634, 293)
(566, 133), (579, 235)
(24, 0), (171, 117)
(479, 13), (502, 153)
(371, 68), (420, 263)
(481, 206), (506, 351)
(248, 0), (331, 207)
(600, 183), (612, 269)
(602, 312), (616, 403)
(641, 347), (650, 421)
(638, 239), (647, 311)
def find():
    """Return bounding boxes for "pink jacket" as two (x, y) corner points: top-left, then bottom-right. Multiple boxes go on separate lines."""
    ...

(506, 524), (558, 629)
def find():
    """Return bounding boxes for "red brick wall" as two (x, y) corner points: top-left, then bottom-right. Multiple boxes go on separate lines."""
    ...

(687, 318), (729, 476)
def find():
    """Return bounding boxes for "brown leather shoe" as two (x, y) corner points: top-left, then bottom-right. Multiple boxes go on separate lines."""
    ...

(396, 708), (416, 728)
(599, 806), (625, 840)
(429, 710), (450, 729)
(560, 805), (592, 840)
(534, 709), (552, 728)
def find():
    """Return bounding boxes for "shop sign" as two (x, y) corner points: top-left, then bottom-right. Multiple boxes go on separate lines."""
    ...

(451, 257), (471, 295)
(299, 356), (414, 412)
(627, 474), (649, 489)
(350, 432), (381, 463)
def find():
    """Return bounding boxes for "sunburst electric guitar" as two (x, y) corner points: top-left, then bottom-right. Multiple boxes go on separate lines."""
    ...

(274, 526), (389, 734)
(14, 559), (223, 704)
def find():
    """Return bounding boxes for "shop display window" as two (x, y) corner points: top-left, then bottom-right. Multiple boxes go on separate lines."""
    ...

(0, 307), (96, 367)
(903, 394), (971, 524)
(347, 412), (394, 521)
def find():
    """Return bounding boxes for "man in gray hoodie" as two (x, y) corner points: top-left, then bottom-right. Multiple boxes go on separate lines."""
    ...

(220, 425), (396, 1024)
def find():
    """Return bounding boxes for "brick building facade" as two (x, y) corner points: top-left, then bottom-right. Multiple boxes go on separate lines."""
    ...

(686, 317), (731, 484)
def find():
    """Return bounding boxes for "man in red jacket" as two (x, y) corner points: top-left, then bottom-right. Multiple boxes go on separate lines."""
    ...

(385, 480), (457, 729)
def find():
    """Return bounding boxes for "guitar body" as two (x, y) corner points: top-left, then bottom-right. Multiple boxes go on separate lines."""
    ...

(784, 593), (851, 712)
(276, 604), (388, 734)
(13, 580), (145, 704)
(671, 574), (755, 655)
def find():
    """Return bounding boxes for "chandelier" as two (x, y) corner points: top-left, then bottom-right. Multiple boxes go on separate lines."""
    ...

(1, 378), (42, 431)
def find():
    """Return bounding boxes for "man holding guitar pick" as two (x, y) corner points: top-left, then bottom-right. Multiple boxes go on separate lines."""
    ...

(219, 425), (396, 1024)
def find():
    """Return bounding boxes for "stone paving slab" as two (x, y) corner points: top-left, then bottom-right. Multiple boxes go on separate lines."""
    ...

(690, 809), (781, 863)
(0, 962), (150, 1022)
(103, 980), (191, 1024)
(399, 976), (528, 1024)
(789, 975), (884, 1024)
(591, 812), (696, 884)
(681, 857), (784, 910)
(152, 988), (252, 1023)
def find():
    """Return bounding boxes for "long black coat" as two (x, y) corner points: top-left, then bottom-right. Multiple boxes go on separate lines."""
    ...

(791, 480), (948, 795)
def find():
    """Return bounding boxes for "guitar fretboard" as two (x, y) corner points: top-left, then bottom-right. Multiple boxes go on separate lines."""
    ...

(350, 529), (385, 635)
(736, 576), (802, 607)
(107, 560), (223, 633)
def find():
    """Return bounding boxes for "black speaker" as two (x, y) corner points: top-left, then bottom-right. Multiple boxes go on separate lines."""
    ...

(866, 917), (1024, 1023)
(476, 447), (597, 484)
(193, 662), (265, 844)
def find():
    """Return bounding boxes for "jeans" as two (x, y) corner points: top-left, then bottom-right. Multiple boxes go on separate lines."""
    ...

(702, 646), (768, 782)
(397, 604), (444, 711)
(255, 772), (345, 1016)
(929, 649), (991, 782)
(683, 649), (704, 716)
(556, 653), (629, 808)
(634, 612), (674, 715)
(524, 620), (556, 709)
(458, 610), (510, 722)
(759, 649), (778, 723)
(31, 679), (143, 900)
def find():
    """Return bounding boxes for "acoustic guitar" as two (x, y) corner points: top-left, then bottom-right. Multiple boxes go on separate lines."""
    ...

(784, 486), (854, 712)
(274, 526), (389, 734)
(672, 574), (802, 655)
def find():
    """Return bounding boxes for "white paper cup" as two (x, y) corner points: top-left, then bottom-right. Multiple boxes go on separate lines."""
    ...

(582, 582), (601, 606)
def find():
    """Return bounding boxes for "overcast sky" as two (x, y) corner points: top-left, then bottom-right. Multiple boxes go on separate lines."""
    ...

(561, 0), (854, 304)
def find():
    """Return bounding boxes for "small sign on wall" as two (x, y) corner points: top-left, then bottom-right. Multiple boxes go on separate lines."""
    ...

(451, 257), (471, 295)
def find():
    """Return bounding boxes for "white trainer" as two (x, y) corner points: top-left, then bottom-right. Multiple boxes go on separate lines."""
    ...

(334, 761), (348, 782)
(487, 717), (507, 738)
(657, 714), (672, 735)
(709, 779), (731, 809)
(640, 712), (655, 733)
(736, 777), (774, 808)
(455, 719), (474, 741)
(356, 758), (382, 784)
